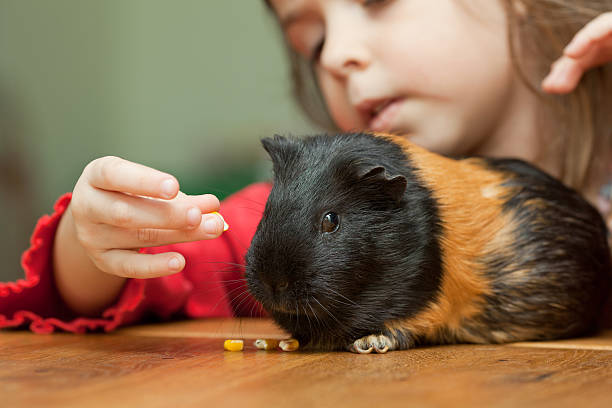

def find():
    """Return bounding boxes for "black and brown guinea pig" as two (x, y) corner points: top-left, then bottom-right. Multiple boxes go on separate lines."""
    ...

(244, 132), (611, 353)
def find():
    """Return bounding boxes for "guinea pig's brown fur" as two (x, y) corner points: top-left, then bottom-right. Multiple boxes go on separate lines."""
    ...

(384, 134), (610, 349)
(381, 136), (508, 345)
(245, 132), (611, 352)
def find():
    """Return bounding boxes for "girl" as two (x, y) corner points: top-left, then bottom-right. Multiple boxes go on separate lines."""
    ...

(1, 0), (612, 333)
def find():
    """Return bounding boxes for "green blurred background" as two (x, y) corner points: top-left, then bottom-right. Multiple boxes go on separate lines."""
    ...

(0, 0), (318, 282)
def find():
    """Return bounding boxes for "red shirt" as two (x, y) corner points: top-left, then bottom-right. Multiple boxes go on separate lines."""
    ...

(0, 183), (271, 333)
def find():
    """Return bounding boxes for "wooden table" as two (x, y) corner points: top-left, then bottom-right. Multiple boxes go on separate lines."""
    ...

(2, 318), (612, 407)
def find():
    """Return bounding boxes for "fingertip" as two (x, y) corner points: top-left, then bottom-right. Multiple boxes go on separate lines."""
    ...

(168, 254), (185, 273)
(563, 42), (581, 58)
(541, 74), (553, 91)
(541, 81), (571, 95)
(541, 57), (584, 95)
(541, 77), (564, 94)
(203, 212), (226, 236)
(193, 193), (221, 212)
(161, 178), (179, 199)
(564, 34), (591, 58)
(212, 211), (229, 232)
(203, 193), (221, 207)
(541, 67), (562, 94)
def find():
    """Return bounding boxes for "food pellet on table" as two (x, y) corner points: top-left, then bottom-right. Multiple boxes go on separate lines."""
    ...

(254, 339), (280, 350)
(279, 339), (299, 352)
(223, 339), (244, 352)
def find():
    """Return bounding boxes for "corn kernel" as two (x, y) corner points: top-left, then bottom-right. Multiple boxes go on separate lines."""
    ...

(223, 339), (244, 351)
(279, 338), (299, 352)
(254, 339), (280, 350)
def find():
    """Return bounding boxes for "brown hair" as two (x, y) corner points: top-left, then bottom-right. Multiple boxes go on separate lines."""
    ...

(503, 0), (612, 192)
(266, 0), (612, 193)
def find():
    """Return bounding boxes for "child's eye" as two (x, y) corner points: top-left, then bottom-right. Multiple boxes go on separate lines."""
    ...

(363, 0), (389, 6)
(311, 39), (324, 61)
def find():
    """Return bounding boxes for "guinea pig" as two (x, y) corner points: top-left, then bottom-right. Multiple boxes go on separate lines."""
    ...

(244, 132), (611, 353)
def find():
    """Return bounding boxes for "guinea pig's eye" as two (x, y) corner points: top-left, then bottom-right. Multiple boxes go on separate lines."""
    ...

(321, 212), (340, 233)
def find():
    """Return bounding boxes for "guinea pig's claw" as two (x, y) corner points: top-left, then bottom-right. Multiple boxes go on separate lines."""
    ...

(374, 344), (390, 354)
(350, 343), (374, 354)
(349, 334), (392, 354)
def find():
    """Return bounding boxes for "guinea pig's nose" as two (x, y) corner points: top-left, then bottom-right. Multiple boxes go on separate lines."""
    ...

(266, 281), (288, 296)
(276, 281), (289, 293)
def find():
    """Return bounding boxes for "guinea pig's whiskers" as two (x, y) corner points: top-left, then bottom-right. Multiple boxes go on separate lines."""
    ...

(233, 289), (254, 314)
(312, 295), (349, 334)
(248, 298), (260, 318)
(325, 287), (376, 321)
(289, 302), (300, 326)
(308, 296), (333, 335)
(221, 262), (247, 269)
(214, 278), (247, 284)
(210, 285), (249, 312)
(247, 302), (255, 318)
(185, 271), (245, 288)
(307, 298), (321, 328)
(216, 276), (248, 284)
(302, 303), (314, 334)
(221, 283), (247, 296)
(325, 287), (357, 307)
(324, 294), (352, 307)
(190, 280), (248, 297)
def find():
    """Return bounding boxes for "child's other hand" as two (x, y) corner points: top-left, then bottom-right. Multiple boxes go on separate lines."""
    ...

(542, 12), (612, 94)
(69, 156), (226, 279)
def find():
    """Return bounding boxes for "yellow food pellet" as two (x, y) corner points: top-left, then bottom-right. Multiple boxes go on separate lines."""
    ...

(279, 338), (299, 352)
(254, 339), (280, 351)
(223, 339), (244, 352)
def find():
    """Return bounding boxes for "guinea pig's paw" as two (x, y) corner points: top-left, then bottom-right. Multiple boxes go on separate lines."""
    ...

(348, 334), (393, 354)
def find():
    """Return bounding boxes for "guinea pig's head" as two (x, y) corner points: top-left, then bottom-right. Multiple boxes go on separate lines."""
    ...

(245, 133), (442, 350)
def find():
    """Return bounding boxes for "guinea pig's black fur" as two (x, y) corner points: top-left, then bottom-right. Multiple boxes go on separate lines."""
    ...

(244, 132), (611, 352)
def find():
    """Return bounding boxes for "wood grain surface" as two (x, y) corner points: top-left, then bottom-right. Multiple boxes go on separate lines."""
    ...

(2, 318), (611, 408)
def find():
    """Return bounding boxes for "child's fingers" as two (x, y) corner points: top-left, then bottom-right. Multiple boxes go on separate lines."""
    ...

(127, 212), (227, 246)
(183, 193), (221, 215)
(85, 156), (179, 199)
(541, 56), (584, 94)
(84, 213), (227, 250)
(544, 12), (612, 94)
(87, 189), (202, 230)
(93, 249), (186, 279)
(84, 189), (219, 230)
(564, 12), (612, 58)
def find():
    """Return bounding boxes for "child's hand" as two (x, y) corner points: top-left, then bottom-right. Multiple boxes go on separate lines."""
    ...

(69, 156), (226, 279)
(542, 12), (612, 94)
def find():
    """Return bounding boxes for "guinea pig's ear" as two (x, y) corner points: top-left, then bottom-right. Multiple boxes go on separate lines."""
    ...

(359, 166), (407, 204)
(261, 135), (292, 166)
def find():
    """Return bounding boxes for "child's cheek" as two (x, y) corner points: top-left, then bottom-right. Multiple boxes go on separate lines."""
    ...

(317, 70), (363, 131)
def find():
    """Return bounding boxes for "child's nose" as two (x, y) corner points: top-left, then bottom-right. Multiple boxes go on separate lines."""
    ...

(319, 14), (371, 77)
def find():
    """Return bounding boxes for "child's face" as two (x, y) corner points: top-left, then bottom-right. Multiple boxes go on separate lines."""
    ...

(270, 0), (535, 157)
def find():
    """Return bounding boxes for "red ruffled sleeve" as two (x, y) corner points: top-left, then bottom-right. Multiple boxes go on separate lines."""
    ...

(0, 183), (271, 334)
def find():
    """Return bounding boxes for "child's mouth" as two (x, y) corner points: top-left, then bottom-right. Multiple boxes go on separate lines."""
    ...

(367, 98), (403, 132)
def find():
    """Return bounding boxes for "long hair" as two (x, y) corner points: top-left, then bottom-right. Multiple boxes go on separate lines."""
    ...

(264, 0), (612, 193)
(503, 0), (612, 192)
